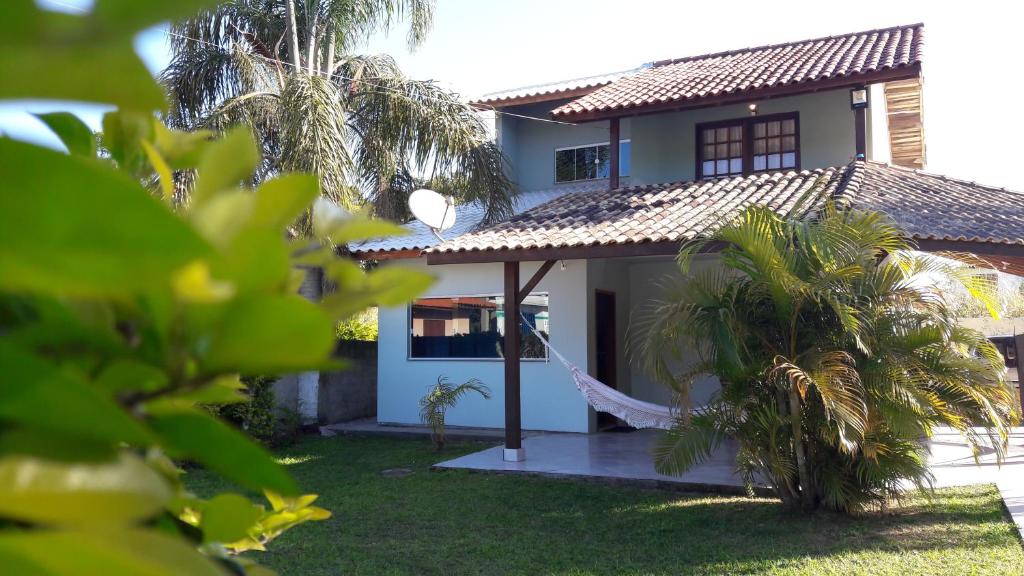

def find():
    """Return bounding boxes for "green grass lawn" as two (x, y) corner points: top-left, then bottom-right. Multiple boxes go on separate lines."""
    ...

(185, 435), (1024, 576)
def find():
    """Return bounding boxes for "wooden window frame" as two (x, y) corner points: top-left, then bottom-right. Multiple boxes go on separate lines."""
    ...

(695, 112), (800, 179)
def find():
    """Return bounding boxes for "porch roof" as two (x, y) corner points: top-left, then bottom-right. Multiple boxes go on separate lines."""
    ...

(426, 161), (1024, 273)
(552, 23), (923, 122)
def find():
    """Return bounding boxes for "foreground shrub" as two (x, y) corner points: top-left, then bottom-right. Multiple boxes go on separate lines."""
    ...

(0, 3), (432, 573)
(634, 202), (1018, 512)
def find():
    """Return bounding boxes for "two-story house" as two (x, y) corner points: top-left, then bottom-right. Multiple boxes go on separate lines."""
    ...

(354, 23), (1024, 460)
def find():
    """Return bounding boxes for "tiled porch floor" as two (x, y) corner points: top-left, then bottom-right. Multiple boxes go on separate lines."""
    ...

(434, 429), (760, 494)
(435, 427), (1024, 535)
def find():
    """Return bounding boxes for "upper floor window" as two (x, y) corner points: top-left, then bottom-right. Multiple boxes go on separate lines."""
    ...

(555, 140), (631, 183)
(697, 113), (799, 179)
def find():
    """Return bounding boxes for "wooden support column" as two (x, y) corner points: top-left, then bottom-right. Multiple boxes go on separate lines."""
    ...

(1015, 334), (1024, 417)
(503, 261), (524, 461)
(609, 117), (620, 190)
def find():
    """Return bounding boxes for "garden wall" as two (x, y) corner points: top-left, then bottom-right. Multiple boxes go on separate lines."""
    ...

(317, 339), (377, 424)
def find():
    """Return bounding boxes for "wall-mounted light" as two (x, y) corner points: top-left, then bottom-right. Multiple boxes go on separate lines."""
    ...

(747, 103), (758, 116)
(850, 87), (869, 110)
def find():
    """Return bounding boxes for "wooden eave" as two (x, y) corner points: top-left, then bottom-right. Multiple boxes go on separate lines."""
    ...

(427, 236), (1024, 277)
(470, 85), (610, 110)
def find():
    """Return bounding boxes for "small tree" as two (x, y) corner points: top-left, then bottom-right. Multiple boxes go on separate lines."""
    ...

(419, 377), (491, 450)
(634, 202), (1018, 512)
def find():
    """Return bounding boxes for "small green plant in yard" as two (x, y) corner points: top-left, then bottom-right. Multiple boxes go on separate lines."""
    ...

(419, 376), (491, 450)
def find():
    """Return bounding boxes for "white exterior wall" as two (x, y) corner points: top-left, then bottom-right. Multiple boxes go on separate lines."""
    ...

(377, 258), (591, 433)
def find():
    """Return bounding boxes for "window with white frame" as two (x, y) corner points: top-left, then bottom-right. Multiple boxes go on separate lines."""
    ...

(409, 294), (549, 359)
(554, 140), (631, 183)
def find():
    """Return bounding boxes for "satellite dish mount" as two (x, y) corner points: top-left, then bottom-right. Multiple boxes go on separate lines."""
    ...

(408, 188), (457, 241)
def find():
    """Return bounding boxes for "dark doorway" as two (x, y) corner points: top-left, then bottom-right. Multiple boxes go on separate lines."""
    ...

(594, 290), (619, 430)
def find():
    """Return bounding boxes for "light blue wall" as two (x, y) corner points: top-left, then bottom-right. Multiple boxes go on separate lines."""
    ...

(498, 101), (631, 192)
(377, 258), (591, 433)
(626, 256), (723, 407)
(499, 88), (860, 191)
(376, 255), (728, 432)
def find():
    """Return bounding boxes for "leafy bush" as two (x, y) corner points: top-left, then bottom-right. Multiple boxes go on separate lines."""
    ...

(336, 307), (379, 341)
(634, 203), (1019, 513)
(419, 376), (492, 450)
(0, 3), (433, 574)
(216, 376), (302, 447)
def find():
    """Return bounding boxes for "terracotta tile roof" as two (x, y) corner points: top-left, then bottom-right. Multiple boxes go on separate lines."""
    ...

(351, 181), (607, 256)
(428, 162), (1024, 258)
(552, 24), (924, 120)
(472, 68), (642, 108)
(841, 162), (1024, 246)
(430, 167), (849, 255)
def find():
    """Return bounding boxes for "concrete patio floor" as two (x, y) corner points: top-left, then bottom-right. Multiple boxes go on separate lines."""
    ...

(435, 427), (1024, 536)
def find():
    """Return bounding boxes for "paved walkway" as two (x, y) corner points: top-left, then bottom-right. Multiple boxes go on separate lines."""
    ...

(436, 427), (1024, 536)
(927, 427), (1024, 536)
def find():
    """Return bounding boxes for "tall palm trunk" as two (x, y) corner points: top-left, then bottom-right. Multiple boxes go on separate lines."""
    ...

(788, 385), (814, 511)
(284, 0), (301, 70)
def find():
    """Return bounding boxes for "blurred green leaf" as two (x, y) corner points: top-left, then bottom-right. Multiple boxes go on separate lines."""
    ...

(92, 0), (222, 38)
(0, 453), (170, 527)
(0, 341), (152, 445)
(151, 122), (213, 170)
(221, 229), (290, 292)
(101, 110), (154, 175)
(251, 174), (320, 230)
(148, 375), (247, 408)
(148, 410), (297, 495)
(327, 218), (409, 245)
(0, 427), (117, 463)
(365, 267), (434, 306)
(0, 138), (211, 297)
(95, 360), (168, 395)
(33, 112), (95, 157)
(201, 493), (264, 543)
(142, 139), (175, 199)
(190, 190), (254, 247)
(203, 295), (336, 374)
(192, 127), (259, 206)
(0, 528), (223, 576)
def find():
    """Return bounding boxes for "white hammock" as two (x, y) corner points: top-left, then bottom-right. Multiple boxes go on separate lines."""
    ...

(521, 315), (678, 430)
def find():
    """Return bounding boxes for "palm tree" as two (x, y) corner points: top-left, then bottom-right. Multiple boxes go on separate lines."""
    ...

(633, 201), (1018, 512)
(419, 376), (491, 450)
(162, 0), (515, 225)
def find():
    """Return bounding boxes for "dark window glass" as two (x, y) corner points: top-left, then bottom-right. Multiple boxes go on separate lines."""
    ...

(409, 294), (549, 359)
(555, 142), (631, 183)
(555, 149), (576, 182)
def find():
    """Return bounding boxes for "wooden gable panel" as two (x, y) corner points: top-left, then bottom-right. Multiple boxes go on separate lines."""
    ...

(885, 78), (926, 169)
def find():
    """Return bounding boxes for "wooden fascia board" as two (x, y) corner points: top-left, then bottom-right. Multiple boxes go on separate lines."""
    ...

(352, 248), (424, 261)
(471, 85), (609, 110)
(553, 64), (922, 123)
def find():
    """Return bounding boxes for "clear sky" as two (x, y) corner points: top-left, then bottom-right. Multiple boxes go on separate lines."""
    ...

(6, 0), (1022, 191)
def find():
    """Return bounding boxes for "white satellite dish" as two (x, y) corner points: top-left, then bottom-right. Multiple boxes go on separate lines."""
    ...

(408, 188), (456, 240)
